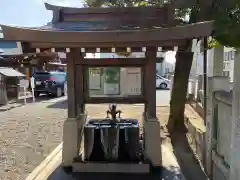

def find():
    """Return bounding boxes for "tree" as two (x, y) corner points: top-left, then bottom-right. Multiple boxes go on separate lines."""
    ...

(83, 0), (240, 134)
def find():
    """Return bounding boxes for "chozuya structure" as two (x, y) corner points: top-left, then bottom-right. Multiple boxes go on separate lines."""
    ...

(0, 2), (213, 174)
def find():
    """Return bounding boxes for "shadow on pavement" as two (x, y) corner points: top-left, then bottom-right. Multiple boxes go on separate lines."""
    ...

(47, 99), (67, 109)
(156, 88), (170, 90)
(24, 95), (53, 103)
(46, 166), (182, 180)
(170, 132), (208, 180)
(0, 95), (60, 112)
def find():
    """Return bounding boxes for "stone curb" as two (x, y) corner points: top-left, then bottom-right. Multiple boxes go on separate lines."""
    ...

(0, 104), (24, 112)
(26, 142), (186, 180)
(162, 145), (186, 180)
(25, 143), (62, 180)
(0, 95), (33, 112)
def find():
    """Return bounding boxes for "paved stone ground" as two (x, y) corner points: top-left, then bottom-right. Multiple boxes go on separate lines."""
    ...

(0, 96), (170, 180)
(0, 93), (206, 180)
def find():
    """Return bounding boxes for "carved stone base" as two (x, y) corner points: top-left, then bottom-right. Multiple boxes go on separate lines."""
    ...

(143, 117), (162, 167)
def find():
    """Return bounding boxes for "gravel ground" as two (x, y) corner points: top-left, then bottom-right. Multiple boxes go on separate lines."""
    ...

(0, 97), (67, 180)
(0, 97), (170, 180)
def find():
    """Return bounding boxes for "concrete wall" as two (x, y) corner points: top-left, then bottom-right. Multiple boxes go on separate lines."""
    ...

(188, 76), (231, 180)
(223, 59), (234, 82)
(223, 48), (235, 82)
(211, 91), (232, 180)
(191, 40), (214, 78)
(192, 43), (234, 83)
(184, 115), (206, 164)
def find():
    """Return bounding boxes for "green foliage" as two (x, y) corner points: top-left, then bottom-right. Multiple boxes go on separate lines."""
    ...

(211, 0), (240, 47)
(83, 0), (105, 7)
(83, 0), (168, 7)
(208, 38), (221, 49)
(104, 67), (120, 84)
(84, 0), (240, 48)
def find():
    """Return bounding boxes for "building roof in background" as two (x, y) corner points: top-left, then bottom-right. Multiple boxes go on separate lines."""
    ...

(0, 41), (22, 55)
(0, 67), (25, 77)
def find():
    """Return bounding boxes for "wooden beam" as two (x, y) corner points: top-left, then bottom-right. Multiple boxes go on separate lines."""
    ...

(66, 48), (79, 118)
(30, 40), (187, 49)
(145, 47), (157, 118)
(1, 21), (213, 43)
(84, 97), (145, 104)
(75, 60), (85, 114)
(78, 58), (145, 66)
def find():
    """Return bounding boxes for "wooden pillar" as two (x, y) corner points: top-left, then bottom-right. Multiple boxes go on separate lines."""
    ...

(75, 52), (85, 114)
(66, 48), (80, 118)
(145, 47), (156, 118)
(25, 68), (30, 80)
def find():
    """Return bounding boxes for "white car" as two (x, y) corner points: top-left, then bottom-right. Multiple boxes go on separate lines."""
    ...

(156, 74), (171, 89)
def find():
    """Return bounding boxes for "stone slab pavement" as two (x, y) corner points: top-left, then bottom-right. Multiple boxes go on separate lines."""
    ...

(0, 91), (179, 180)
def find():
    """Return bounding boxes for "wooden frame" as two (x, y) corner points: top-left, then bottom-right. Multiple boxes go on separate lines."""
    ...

(78, 58), (145, 66)
(1, 22), (213, 44)
(30, 40), (187, 49)
(84, 66), (144, 103)
(0, 3), (213, 119)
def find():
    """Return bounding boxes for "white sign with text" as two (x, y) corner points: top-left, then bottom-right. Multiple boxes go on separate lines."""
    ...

(20, 79), (29, 88)
(30, 77), (35, 102)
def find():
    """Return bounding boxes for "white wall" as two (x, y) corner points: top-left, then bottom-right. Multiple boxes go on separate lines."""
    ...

(0, 41), (22, 55)
(99, 52), (145, 58)
(191, 39), (214, 78)
(98, 52), (174, 77)
(223, 47), (235, 82)
(160, 51), (176, 77)
(192, 40), (235, 82)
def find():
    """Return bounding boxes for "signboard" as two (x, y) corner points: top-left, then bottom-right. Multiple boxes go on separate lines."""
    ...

(20, 79), (29, 88)
(30, 77), (35, 89)
(103, 67), (120, 95)
(125, 73), (141, 95)
(125, 68), (141, 95)
(89, 68), (101, 90)
(104, 83), (120, 95)
(30, 77), (35, 102)
(19, 79), (29, 104)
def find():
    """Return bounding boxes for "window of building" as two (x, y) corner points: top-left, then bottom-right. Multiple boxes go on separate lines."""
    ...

(231, 51), (235, 60)
(224, 52), (228, 61)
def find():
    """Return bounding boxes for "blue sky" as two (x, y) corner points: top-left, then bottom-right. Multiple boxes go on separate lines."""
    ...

(0, 0), (177, 62)
(0, 0), (84, 27)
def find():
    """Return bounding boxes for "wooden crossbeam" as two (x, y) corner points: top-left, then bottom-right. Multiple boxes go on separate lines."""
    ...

(28, 46), (178, 54)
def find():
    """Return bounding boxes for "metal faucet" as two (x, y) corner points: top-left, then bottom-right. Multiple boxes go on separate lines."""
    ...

(106, 104), (121, 121)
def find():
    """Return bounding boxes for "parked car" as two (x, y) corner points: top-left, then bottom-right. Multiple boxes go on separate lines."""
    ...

(31, 71), (67, 97)
(156, 74), (171, 89)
